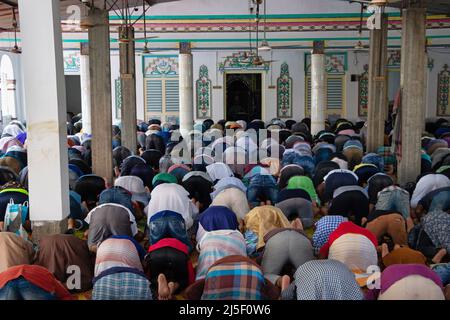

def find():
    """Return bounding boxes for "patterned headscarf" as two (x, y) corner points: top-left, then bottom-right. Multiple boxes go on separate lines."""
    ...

(312, 216), (348, 254)
(291, 260), (363, 300)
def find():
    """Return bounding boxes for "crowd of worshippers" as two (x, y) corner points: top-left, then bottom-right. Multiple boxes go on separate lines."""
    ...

(0, 115), (448, 300)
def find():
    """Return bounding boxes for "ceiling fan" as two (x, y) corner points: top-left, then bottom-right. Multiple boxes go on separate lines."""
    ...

(352, 2), (369, 52)
(0, 8), (21, 54)
(245, 0), (278, 66)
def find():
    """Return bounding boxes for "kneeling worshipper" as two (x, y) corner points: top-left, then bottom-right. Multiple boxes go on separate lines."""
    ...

(195, 227), (247, 280)
(380, 244), (427, 268)
(84, 202), (138, 253)
(312, 215), (348, 256)
(261, 222), (315, 289)
(145, 238), (195, 300)
(275, 187), (314, 228)
(0, 265), (72, 300)
(92, 236), (151, 300)
(364, 210), (408, 247)
(34, 234), (95, 293)
(196, 206), (240, 243)
(210, 176), (250, 222)
(280, 260), (363, 300)
(366, 264), (445, 300)
(243, 206), (291, 258)
(184, 256), (279, 300)
(319, 221), (378, 287)
(0, 232), (34, 273)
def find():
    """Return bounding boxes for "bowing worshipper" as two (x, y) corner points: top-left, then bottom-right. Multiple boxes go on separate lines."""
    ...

(244, 164), (279, 208)
(112, 146), (132, 178)
(275, 187), (314, 228)
(184, 255), (279, 300)
(326, 174), (369, 225)
(0, 232), (34, 274)
(0, 265), (72, 300)
(410, 173), (450, 210)
(277, 164), (305, 190)
(181, 171), (213, 212)
(319, 221), (378, 287)
(366, 173), (394, 212)
(195, 227), (247, 281)
(34, 234), (95, 293)
(364, 209), (408, 248)
(243, 206), (291, 258)
(374, 185), (411, 230)
(366, 264), (445, 300)
(260, 220), (315, 289)
(409, 209), (450, 264)
(280, 260), (363, 300)
(140, 149), (163, 171)
(92, 236), (151, 300)
(196, 206), (240, 243)
(342, 139), (364, 170)
(312, 215), (348, 256)
(380, 244), (427, 268)
(74, 174), (106, 212)
(413, 185), (450, 221)
(145, 238), (195, 300)
(145, 182), (198, 247)
(210, 177), (250, 222)
(84, 201), (139, 253)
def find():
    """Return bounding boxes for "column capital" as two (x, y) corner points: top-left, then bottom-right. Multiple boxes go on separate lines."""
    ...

(179, 42), (191, 54)
(80, 42), (89, 56)
(312, 40), (325, 55)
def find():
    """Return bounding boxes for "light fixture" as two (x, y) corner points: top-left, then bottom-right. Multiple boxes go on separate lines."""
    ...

(370, 0), (388, 6)
(258, 39), (271, 51)
(142, 44), (151, 54)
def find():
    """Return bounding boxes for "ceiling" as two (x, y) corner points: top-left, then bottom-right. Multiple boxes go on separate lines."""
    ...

(336, 0), (450, 15)
(0, 0), (178, 30)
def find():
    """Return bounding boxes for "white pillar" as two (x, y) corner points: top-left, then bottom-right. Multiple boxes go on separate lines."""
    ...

(179, 45), (194, 138)
(80, 43), (91, 135)
(18, 0), (69, 237)
(310, 41), (326, 136)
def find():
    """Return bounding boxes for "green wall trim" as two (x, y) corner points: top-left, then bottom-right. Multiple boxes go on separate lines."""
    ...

(107, 12), (405, 21)
(1, 35), (449, 44)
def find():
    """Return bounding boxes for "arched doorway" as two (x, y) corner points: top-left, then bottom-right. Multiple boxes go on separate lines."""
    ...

(0, 55), (16, 121)
(225, 73), (262, 122)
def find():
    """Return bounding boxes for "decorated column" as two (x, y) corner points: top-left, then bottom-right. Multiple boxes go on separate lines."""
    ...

(179, 42), (194, 138)
(397, 7), (427, 185)
(80, 42), (91, 135)
(367, 13), (388, 152)
(88, 7), (113, 184)
(310, 40), (326, 135)
(119, 26), (137, 153)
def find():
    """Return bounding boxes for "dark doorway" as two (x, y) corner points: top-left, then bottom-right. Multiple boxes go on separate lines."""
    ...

(65, 75), (82, 115)
(226, 73), (262, 122)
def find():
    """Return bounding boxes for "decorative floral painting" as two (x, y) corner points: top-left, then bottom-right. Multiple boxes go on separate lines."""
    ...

(358, 64), (369, 117)
(277, 63), (292, 118)
(437, 64), (450, 116)
(196, 65), (212, 119)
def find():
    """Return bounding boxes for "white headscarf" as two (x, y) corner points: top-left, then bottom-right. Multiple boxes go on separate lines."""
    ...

(1, 123), (24, 138)
(206, 162), (234, 182)
(145, 183), (198, 229)
(410, 174), (450, 208)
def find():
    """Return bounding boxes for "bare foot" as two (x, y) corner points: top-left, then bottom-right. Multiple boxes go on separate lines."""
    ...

(280, 275), (290, 291)
(432, 248), (447, 264)
(393, 244), (401, 250)
(381, 243), (389, 258)
(158, 274), (171, 300)
(291, 218), (303, 230)
(168, 282), (180, 297)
